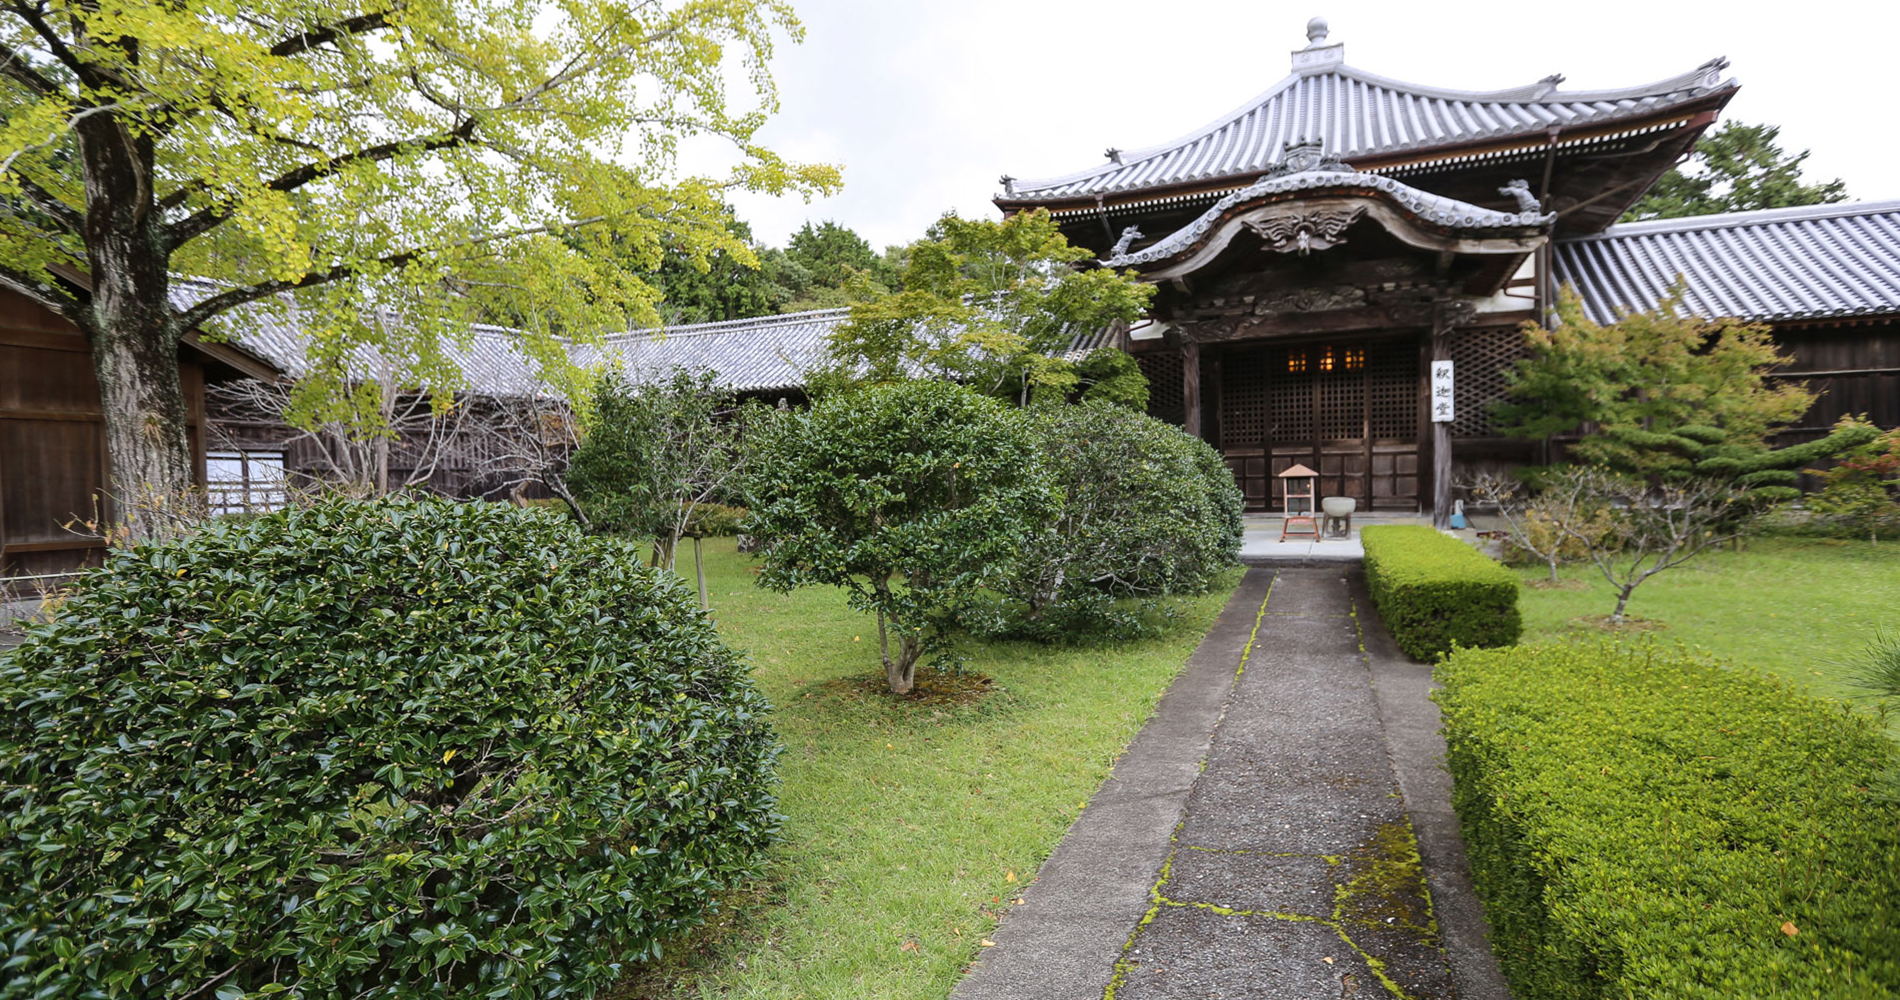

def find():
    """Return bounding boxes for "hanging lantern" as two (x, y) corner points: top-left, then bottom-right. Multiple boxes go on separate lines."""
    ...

(1278, 463), (1320, 542)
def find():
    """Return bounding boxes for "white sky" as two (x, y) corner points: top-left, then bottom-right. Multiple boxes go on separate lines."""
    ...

(705, 0), (1900, 250)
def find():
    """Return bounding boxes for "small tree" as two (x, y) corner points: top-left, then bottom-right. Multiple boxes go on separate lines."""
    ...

(1466, 474), (1596, 584)
(1539, 468), (1761, 623)
(743, 381), (1053, 693)
(469, 392), (588, 521)
(1805, 428), (1900, 543)
(1496, 286), (1816, 478)
(816, 209), (1153, 403)
(208, 368), (469, 498)
(565, 367), (741, 568)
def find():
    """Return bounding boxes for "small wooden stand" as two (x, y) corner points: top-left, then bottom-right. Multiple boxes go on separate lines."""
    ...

(1278, 464), (1320, 542)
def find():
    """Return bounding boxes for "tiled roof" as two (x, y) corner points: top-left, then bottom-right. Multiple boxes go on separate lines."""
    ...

(1004, 48), (1733, 203)
(174, 279), (552, 397)
(585, 309), (847, 395)
(185, 282), (1123, 399)
(1553, 201), (1900, 324)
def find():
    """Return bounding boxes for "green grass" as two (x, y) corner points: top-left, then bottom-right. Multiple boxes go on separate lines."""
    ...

(621, 537), (1240, 1000)
(1512, 535), (1900, 702)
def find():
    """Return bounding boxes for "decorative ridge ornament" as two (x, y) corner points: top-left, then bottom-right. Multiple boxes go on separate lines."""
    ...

(1245, 207), (1366, 256)
(1098, 169), (1556, 268)
(1267, 138), (1349, 177)
(1111, 225), (1145, 257)
(1498, 179), (1542, 214)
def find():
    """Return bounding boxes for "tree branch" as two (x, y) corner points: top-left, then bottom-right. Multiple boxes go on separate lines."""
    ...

(0, 258), (80, 320)
(268, 11), (393, 58)
(10, 173), (82, 234)
(171, 214), (605, 333)
(164, 117), (478, 244)
(0, 36), (60, 96)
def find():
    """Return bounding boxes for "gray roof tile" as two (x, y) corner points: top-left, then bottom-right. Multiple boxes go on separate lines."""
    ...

(1553, 201), (1900, 324)
(1006, 58), (1734, 202)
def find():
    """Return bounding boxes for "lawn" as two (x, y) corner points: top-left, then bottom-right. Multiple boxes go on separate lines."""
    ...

(618, 537), (1240, 1000)
(1512, 535), (1900, 702)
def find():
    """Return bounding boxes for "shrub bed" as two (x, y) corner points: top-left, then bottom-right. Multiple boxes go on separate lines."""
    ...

(0, 498), (779, 999)
(1361, 524), (1519, 660)
(1437, 642), (1900, 999)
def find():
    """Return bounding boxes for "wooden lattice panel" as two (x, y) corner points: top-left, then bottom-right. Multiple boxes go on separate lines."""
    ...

(1270, 347), (1314, 443)
(1368, 348), (1417, 441)
(1449, 326), (1525, 438)
(1220, 349), (1269, 448)
(1139, 351), (1185, 426)
(1315, 368), (1365, 440)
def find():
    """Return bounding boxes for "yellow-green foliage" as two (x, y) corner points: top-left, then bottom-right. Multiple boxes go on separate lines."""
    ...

(0, 0), (840, 436)
(1362, 525), (1520, 660)
(1437, 642), (1900, 999)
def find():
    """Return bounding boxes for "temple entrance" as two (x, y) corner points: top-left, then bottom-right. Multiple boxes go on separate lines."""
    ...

(1215, 339), (1419, 512)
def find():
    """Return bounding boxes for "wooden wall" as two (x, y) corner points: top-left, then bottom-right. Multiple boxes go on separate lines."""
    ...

(1772, 322), (1900, 434)
(0, 289), (206, 581)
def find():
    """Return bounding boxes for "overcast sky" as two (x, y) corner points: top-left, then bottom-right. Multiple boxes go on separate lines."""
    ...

(702, 0), (1899, 250)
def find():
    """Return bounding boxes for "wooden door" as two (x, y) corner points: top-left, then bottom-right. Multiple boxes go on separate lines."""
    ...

(1219, 340), (1419, 512)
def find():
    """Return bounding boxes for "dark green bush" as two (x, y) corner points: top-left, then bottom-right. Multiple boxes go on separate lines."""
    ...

(983, 402), (1241, 640)
(1361, 524), (1519, 660)
(1436, 642), (1900, 999)
(0, 498), (778, 1000)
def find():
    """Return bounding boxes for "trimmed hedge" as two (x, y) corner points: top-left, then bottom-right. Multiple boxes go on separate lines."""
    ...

(1361, 524), (1519, 660)
(0, 498), (779, 999)
(1436, 643), (1900, 999)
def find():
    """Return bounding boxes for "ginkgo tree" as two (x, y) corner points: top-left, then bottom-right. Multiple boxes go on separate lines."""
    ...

(0, 0), (837, 537)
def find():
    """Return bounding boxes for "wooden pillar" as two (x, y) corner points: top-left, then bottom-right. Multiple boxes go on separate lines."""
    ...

(1430, 308), (1452, 530)
(1182, 340), (1202, 440)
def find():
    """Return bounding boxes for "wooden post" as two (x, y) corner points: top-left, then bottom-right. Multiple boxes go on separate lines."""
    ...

(1182, 340), (1202, 440)
(1430, 308), (1452, 530)
(693, 535), (708, 611)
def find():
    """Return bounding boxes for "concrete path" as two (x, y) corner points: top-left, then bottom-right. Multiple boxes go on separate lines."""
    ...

(952, 568), (1509, 1000)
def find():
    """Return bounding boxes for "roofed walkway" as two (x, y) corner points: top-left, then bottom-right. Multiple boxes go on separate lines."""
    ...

(951, 567), (1509, 999)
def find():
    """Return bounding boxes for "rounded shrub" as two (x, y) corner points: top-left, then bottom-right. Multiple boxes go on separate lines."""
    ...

(989, 401), (1243, 639)
(0, 498), (778, 999)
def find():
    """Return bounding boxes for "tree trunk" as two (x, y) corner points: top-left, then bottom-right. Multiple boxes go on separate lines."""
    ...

(876, 606), (918, 695)
(77, 106), (194, 543)
(1610, 588), (1633, 623)
(1547, 555), (1561, 584)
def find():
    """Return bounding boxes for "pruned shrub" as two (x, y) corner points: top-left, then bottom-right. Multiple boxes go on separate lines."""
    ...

(0, 498), (779, 999)
(742, 380), (1054, 693)
(1437, 642), (1900, 999)
(984, 401), (1241, 640)
(1361, 524), (1519, 660)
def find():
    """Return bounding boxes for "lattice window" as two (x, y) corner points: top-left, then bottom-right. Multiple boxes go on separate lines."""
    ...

(1368, 349), (1417, 440)
(1220, 350), (1270, 448)
(1316, 367), (1365, 440)
(1139, 351), (1185, 427)
(1270, 347), (1314, 442)
(1449, 327), (1526, 438)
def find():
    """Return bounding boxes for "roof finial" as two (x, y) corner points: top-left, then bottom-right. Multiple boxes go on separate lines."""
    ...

(1105, 148), (1123, 165)
(1293, 16), (1342, 72)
